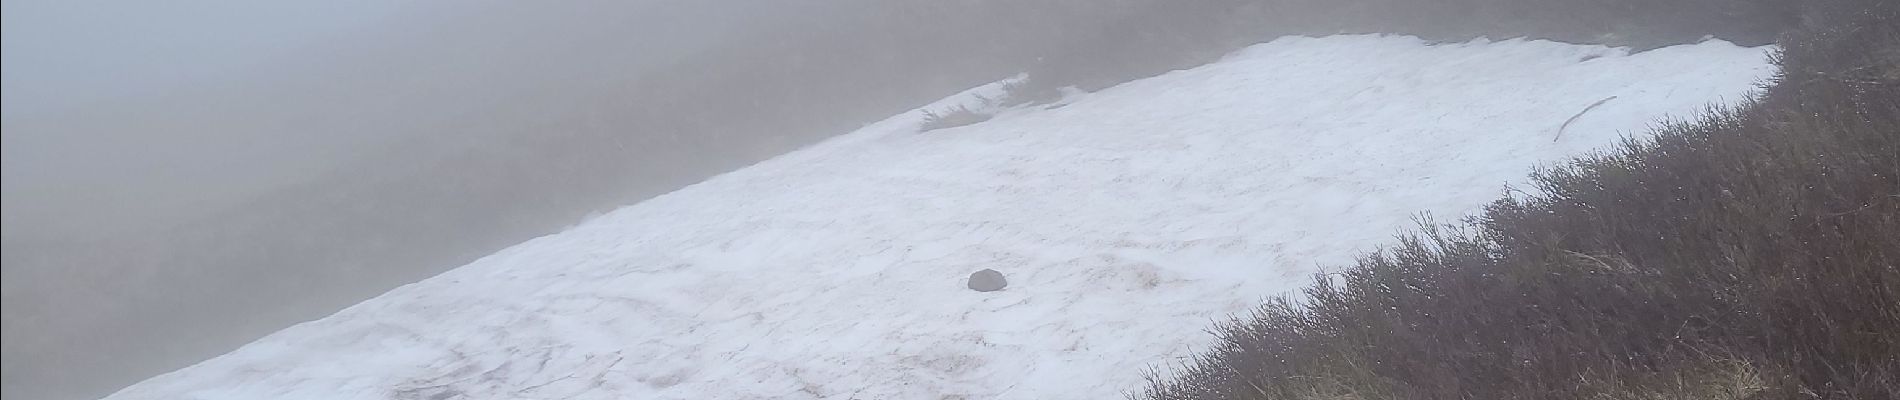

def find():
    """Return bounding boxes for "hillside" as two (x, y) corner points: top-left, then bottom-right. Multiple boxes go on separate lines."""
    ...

(1139, 3), (1898, 398)
(102, 35), (1774, 399)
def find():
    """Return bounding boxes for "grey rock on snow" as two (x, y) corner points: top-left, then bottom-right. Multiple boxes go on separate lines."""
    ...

(967, 269), (1008, 292)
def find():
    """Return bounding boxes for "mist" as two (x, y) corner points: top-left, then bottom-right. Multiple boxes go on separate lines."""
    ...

(5, 0), (1795, 398)
(1, 1), (1171, 398)
(1, 0), (760, 239)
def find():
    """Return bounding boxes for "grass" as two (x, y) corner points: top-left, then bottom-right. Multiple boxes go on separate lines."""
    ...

(1136, 0), (1899, 399)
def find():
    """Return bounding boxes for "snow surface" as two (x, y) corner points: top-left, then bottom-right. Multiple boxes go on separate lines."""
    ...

(105, 35), (1775, 400)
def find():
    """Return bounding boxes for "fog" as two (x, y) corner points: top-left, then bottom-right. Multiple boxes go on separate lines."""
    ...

(1, 1), (1187, 398)
(2, 1), (762, 239)
(8, 0), (1782, 397)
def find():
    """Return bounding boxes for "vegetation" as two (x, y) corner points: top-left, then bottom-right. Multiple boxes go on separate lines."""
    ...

(919, 104), (995, 132)
(1138, 1), (1898, 399)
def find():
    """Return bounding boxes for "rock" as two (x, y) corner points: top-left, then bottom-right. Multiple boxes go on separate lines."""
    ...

(967, 269), (1008, 292)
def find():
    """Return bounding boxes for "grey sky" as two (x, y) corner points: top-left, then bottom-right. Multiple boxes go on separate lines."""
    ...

(1, 0), (423, 117)
(0, 0), (773, 239)
(1, 0), (437, 241)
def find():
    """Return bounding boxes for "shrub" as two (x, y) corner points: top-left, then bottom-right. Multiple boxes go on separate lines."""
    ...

(919, 104), (994, 132)
(998, 78), (1065, 108)
(1137, 0), (1899, 399)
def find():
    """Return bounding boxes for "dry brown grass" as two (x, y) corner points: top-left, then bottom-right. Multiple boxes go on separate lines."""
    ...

(1138, 1), (1899, 399)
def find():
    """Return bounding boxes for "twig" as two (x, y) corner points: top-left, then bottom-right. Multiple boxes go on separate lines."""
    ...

(1555, 96), (1618, 142)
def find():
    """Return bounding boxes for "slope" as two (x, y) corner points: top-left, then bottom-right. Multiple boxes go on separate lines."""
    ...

(103, 35), (1775, 400)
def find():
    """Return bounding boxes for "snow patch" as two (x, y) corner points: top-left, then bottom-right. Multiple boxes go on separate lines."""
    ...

(106, 34), (1775, 400)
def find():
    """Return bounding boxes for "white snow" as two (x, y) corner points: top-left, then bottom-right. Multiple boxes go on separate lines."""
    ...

(104, 35), (1775, 400)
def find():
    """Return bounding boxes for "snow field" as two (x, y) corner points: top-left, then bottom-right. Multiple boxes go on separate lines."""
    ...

(106, 35), (1775, 400)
